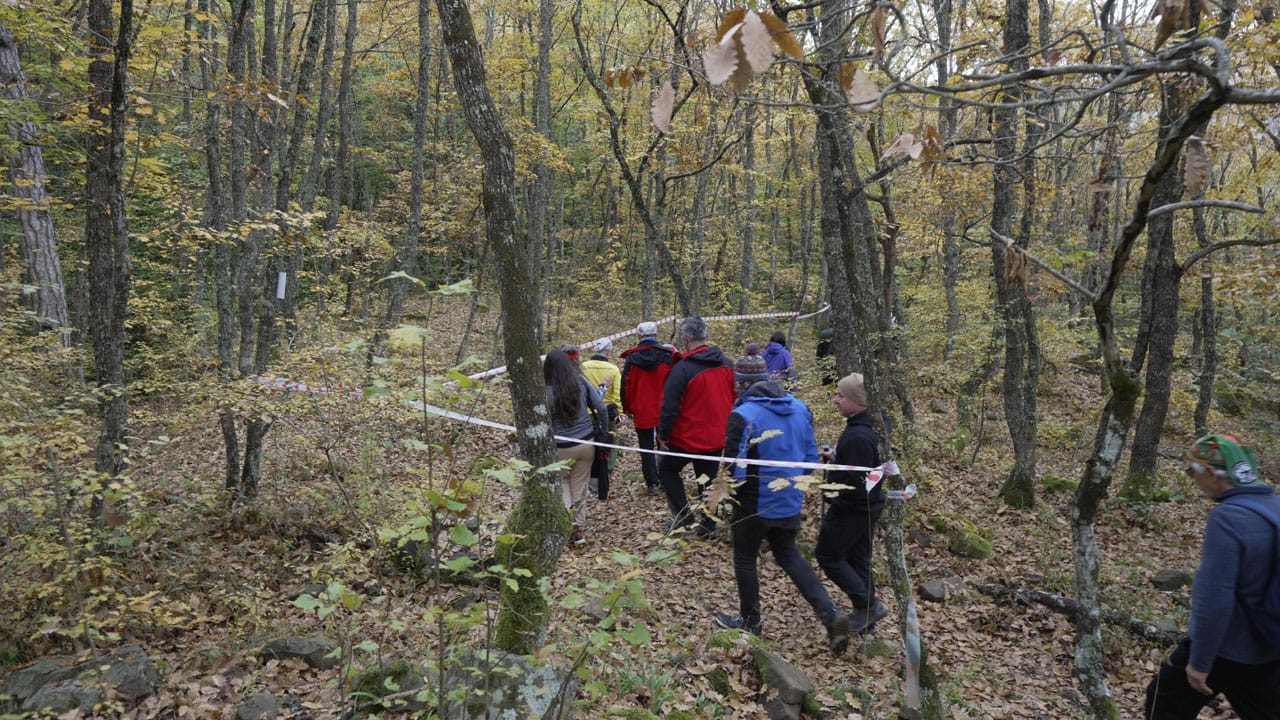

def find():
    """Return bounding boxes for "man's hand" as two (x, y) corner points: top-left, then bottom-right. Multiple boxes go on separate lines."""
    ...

(1186, 665), (1212, 696)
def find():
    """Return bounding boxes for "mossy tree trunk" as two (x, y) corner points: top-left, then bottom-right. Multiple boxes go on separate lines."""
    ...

(992, 0), (1040, 510)
(435, 0), (559, 656)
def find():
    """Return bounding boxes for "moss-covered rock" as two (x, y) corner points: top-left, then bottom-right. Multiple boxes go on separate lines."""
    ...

(948, 529), (991, 559)
(1042, 475), (1078, 493)
(705, 666), (731, 696)
(608, 710), (660, 720)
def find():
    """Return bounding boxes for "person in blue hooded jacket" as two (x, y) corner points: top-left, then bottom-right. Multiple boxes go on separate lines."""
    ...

(712, 352), (852, 655)
(1144, 434), (1280, 719)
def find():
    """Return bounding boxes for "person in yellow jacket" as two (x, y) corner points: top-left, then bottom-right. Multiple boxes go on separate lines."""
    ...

(582, 339), (622, 500)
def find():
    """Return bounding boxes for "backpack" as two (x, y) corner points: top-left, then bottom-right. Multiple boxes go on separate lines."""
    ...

(1223, 495), (1280, 648)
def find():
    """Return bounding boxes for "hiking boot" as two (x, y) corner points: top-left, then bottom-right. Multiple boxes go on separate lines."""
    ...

(850, 599), (889, 635)
(826, 612), (853, 656)
(691, 524), (716, 541)
(713, 611), (762, 636)
(569, 529), (586, 546)
(645, 484), (659, 496)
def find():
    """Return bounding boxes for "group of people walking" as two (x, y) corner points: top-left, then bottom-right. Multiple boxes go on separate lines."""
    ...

(542, 316), (889, 654)
(543, 318), (1280, 707)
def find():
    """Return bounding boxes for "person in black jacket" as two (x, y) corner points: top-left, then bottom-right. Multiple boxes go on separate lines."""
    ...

(817, 372), (888, 635)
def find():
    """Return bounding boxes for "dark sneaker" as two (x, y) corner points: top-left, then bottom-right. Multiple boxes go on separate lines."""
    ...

(691, 524), (716, 541)
(646, 484), (659, 496)
(850, 599), (889, 635)
(667, 517), (694, 534)
(713, 611), (762, 636)
(826, 612), (853, 656)
(569, 529), (586, 546)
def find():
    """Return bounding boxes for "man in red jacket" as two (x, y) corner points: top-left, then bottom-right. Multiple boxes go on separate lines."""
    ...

(657, 316), (735, 538)
(621, 321), (677, 495)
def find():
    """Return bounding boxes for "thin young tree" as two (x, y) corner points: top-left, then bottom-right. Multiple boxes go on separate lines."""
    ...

(84, 0), (134, 504)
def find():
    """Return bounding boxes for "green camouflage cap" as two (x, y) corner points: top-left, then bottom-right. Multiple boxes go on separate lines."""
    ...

(1187, 434), (1261, 486)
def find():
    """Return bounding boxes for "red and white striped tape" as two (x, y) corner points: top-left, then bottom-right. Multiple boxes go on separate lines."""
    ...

(465, 305), (830, 381)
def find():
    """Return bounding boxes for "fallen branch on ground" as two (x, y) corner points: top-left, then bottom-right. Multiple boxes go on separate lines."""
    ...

(972, 583), (1181, 646)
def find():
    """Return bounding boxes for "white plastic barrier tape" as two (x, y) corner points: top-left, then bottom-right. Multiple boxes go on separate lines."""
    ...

(246, 303), (918, 499)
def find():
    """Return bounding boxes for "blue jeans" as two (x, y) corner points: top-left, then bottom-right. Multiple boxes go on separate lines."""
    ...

(816, 506), (881, 608)
(731, 509), (836, 626)
(1144, 637), (1280, 719)
(658, 446), (719, 530)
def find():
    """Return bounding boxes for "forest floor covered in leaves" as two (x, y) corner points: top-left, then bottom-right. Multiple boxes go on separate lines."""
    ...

(4, 303), (1272, 719)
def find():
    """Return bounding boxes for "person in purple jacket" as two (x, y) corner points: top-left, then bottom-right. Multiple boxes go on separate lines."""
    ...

(762, 331), (795, 386)
(1144, 434), (1280, 719)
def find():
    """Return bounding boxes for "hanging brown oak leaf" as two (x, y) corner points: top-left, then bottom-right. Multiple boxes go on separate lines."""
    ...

(652, 81), (675, 134)
(1183, 137), (1212, 198)
(920, 124), (946, 171)
(755, 11), (805, 60)
(705, 9), (803, 90)
(870, 4), (888, 62)
(605, 66), (645, 89)
(704, 21), (747, 88)
(1150, 0), (1193, 49)
(847, 67), (880, 112)
(881, 132), (923, 162)
(740, 10), (775, 76)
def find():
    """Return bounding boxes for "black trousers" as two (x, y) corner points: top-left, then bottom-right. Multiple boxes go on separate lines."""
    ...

(815, 506), (881, 609)
(1144, 637), (1280, 720)
(590, 404), (618, 499)
(730, 509), (836, 626)
(657, 446), (720, 530)
(635, 427), (659, 489)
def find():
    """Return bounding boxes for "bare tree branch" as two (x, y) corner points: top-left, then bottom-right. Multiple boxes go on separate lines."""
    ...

(1148, 199), (1265, 218)
(990, 227), (1098, 303)
(1182, 236), (1280, 272)
(973, 583), (1182, 646)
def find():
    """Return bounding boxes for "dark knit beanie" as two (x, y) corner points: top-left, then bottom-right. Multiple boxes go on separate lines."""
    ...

(735, 353), (769, 384)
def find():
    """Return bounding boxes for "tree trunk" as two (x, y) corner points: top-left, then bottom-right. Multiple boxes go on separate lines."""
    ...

(735, 106), (756, 321)
(792, 0), (946, 715)
(435, 0), (559, 656)
(987, 0), (1039, 509)
(1071, 62), (1232, 719)
(1191, 206), (1216, 436)
(385, 0), (429, 326)
(85, 0), (134, 492)
(0, 20), (71, 342)
(1122, 80), (1193, 501)
(516, 0), (553, 346)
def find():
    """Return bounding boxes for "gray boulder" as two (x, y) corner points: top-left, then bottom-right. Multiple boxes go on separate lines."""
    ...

(5, 645), (157, 711)
(236, 692), (282, 720)
(1152, 569), (1193, 591)
(3, 659), (66, 705)
(750, 648), (812, 720)
(918, 579), (949, 603)
(439, 650), (577, 720)
(22, 684), (104, 714)
(260, 637), (342, 670)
